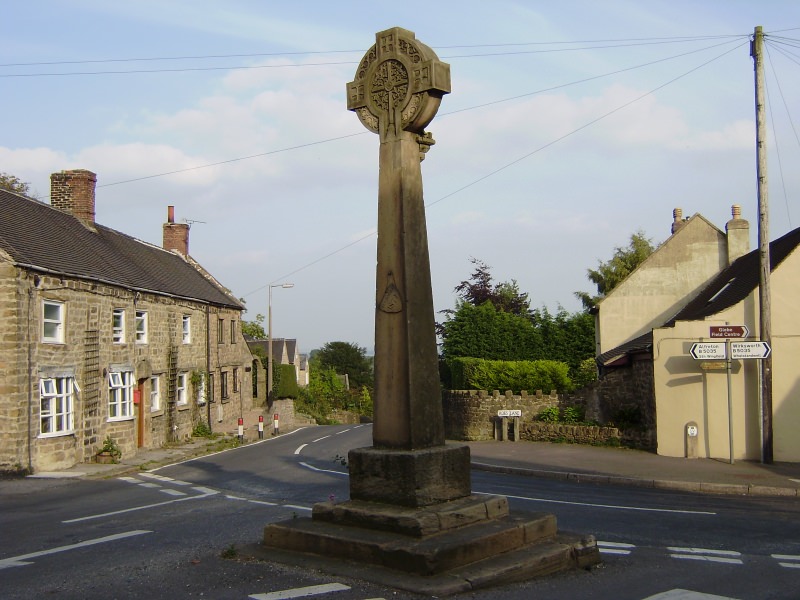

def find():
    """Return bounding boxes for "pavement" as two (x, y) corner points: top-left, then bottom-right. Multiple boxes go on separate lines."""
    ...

(29, 425), (800, 498)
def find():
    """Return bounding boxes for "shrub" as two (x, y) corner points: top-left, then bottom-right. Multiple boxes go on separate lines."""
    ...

(446, 357), (572, 393)
(536, 406), (560, 422)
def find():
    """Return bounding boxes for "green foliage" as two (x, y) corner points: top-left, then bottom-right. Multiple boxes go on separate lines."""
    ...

(576, 231), (655, 310)
(275, 363), (299, 399)
(315, 341), (373, 389)
(100, 435), (121, 459)
(447, 357), (572, 393)
(0, 172), (32, 195)
(192, 421), (213, 438)
(450, 257), (531, 316)
(220, 544), (238, 559)
(536, 406), (560, 423)
(535, 405), (588, 424)
(438, 260), (595, 380)
(573, 357), (599, 389)
(561, 406), (584, 423)
(441, 302), (540, 360)
(241, 314), (267, 339)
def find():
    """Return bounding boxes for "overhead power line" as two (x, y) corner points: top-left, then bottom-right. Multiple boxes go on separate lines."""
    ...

(248, 40), (747, 295)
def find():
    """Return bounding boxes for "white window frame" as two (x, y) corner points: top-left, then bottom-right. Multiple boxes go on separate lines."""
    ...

(150, 375), (161, 412)
(108, 370), (134, 420)
(196, 374), (206, 406)
(182, 315), (191, 344)
(39, 376), (75, 436)
(134, 310), (148, 344)
(176, 372), (188, 406)
(42, 300), (65, 343)
(112, 308), (125, 344)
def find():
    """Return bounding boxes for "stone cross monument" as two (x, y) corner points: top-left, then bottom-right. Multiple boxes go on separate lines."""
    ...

(261, 28), (599, 594)
(345, 27), (470, 506)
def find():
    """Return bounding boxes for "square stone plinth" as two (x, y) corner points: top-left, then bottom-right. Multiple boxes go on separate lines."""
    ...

(348, 443), (471, 507)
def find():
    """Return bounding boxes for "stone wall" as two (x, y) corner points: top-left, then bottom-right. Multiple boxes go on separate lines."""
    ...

(443, 389), (560, 441)
(520, 422), (621, 445)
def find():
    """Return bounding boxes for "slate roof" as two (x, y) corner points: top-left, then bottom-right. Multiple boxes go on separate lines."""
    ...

(0, 188), (242, 309)
(597, 226), (800, 367)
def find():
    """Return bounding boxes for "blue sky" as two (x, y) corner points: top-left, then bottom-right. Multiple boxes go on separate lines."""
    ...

(3, 1), (799, 352)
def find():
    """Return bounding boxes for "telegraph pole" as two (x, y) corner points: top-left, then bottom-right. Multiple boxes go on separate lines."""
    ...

(751, 25), (773, 464)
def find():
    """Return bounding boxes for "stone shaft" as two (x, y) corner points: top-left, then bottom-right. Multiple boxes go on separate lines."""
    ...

(373, 131), (443, 449)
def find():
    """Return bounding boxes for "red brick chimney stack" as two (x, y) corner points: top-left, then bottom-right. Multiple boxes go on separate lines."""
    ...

(163, 205), (190, 255)
(50, 169), (97, 224)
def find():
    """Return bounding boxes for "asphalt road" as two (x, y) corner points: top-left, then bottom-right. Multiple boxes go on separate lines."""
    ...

(1, 424), (798, 600)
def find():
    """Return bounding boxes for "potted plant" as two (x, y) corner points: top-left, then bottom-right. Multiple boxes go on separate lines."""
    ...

(96, 435), (122, 464)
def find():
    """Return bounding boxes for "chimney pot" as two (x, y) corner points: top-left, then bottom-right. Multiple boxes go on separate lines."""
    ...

(168, 205), (175, 224)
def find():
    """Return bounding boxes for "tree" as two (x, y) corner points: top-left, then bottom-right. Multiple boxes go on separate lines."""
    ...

(0, 172), (32, 195)
(575, 231), (655, 310)
(452, 258), (531, 316)
(315, 341), (373, 389)
(241, 314), (267, 339)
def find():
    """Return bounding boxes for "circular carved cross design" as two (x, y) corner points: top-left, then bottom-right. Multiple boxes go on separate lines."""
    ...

(347, 27), (451, 141)
(371, 59), (409, 113)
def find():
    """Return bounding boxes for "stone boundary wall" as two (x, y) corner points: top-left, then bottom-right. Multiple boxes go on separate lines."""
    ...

(521, 422), (621, 445)
(443, 389), (560, 441)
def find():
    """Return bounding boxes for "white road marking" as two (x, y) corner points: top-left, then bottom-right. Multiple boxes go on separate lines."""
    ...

(118, 476), (140, 483)
(138, 482), (161, 489)
(159, 488), (187, 497)
(335, 428), (352, 435)
(773, 553), (800, 569)
(668, 547), (742, 565)
(283, 504), (312, 512)
(249, 582), (350, 599)
(643, 589), (741, 599)
(63, 487), (219, 523)
(294, 444), (308, 455)
(191, 486), (219, 495)
(0, 530), (151, 570)
(138, 473), (192, 485)
(485, 492), (716, 515)
(299, 462), (348, 476)
(597, 541), (635, 555)
(149, 427), (306, 472)
(311, 435), (331, 443)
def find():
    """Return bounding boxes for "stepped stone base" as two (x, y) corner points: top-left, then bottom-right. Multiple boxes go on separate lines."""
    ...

(261, 493), (600, 595)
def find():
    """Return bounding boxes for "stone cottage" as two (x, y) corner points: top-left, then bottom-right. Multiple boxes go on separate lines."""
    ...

(0, 169), (257, 472)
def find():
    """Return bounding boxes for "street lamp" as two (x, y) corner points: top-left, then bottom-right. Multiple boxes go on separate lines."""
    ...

(268, 282), (294, 405)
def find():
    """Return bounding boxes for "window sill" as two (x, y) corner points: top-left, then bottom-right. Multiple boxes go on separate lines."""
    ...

(107, 416), (134, 423)
(150, 409), (165, 417)
(38, 431), (75, 439)
(42, 340), (65, 345)
(177, 403), (190, 411)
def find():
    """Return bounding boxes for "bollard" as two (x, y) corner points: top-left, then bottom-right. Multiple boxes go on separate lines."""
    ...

(685, 421), (699, 458)
(273, 413), (280, 436)
(258, 415), (264, 440)
(238, 417), (244, 443)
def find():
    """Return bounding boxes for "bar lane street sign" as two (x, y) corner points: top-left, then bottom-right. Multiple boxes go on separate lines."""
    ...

(690, 342), (726, 360)
(709, 325), (749, 338)
(730, 341), (771, 359)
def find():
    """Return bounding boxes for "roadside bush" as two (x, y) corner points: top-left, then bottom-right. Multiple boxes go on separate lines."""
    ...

(446, 357), (572, 393)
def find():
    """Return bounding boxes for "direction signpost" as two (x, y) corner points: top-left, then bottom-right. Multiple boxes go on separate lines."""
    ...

(688, 327), (772, 465)
(731, 341), (771, 359)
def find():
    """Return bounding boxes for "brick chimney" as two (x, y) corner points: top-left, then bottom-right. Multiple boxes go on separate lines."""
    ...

(50, 169), (97, 224)
(670, 208), (686, 235)
(163, 205), (189, 255)
(725, 204), (749, 265)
